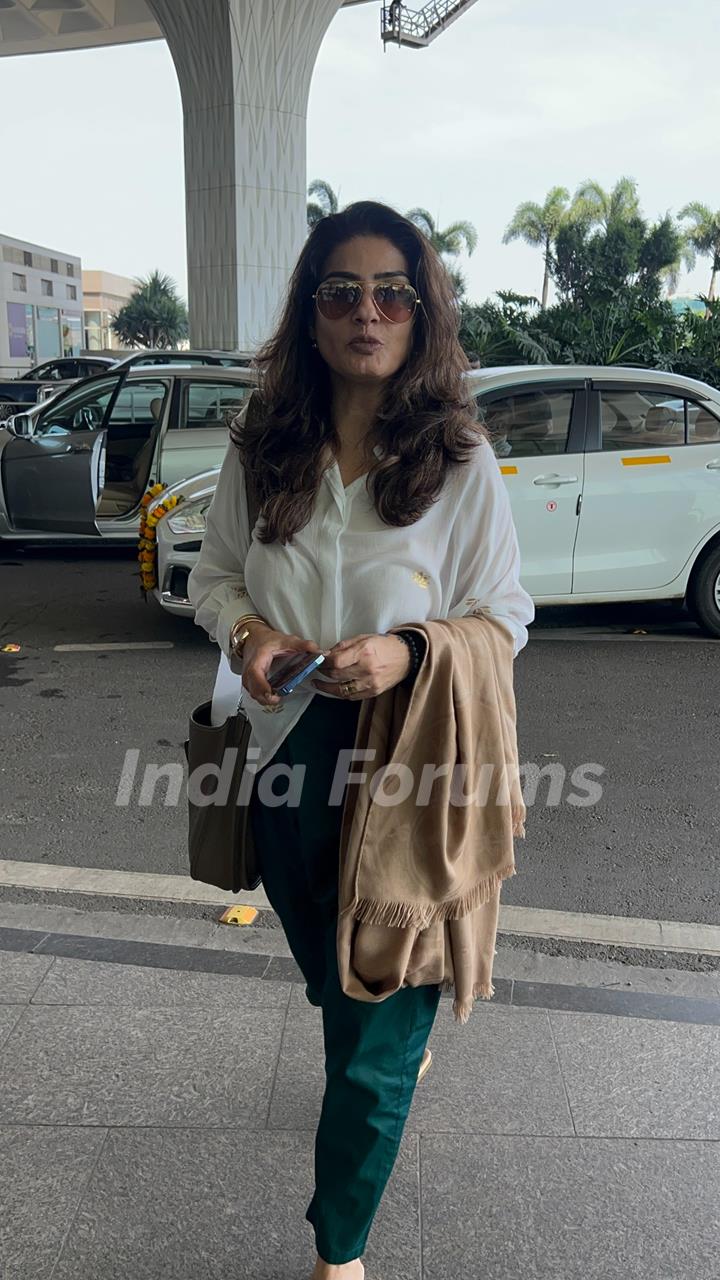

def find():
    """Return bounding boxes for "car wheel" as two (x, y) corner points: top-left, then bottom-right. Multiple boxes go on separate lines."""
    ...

(0, 402), (16, 422)
(688, 544), (720, 638)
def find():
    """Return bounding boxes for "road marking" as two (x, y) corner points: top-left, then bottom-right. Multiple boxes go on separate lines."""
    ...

(53, 642), (175, 651)
(1, 859), (720, 956)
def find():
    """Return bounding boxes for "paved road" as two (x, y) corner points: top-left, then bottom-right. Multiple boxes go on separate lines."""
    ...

(1, 543), (718, 927)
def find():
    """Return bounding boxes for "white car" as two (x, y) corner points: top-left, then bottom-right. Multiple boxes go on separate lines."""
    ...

(148, 365), (720, 637)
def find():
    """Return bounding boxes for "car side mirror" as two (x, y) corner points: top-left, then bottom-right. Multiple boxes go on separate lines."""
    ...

(5, 413), (32, 436)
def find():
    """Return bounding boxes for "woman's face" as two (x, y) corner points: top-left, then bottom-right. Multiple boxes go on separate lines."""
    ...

(312, 235), (415, 387)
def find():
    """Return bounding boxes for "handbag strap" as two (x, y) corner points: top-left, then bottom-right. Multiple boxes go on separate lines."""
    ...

(245, 463), (260, 535)
(242, 391), (262, 534)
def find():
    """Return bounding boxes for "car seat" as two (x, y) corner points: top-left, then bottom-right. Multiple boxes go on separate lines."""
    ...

(642, 405), (683, 447)
(508, 396), (553, 454)
(131, 396), (163, 489)
(693, 409), (720, 441)
(97, 396), (164, 518)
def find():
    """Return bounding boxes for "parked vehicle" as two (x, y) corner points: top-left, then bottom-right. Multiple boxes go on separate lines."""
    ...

(0, 356), (116, 421)
(2, 362), (720, 635)
(0, 364), (256, 540)
(148, 365), (720, 636)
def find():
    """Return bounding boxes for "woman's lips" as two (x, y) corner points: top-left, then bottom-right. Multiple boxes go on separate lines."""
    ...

(348, 338), (383, 353)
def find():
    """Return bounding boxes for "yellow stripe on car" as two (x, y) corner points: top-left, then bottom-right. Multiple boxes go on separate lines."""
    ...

(500, 465), (518, 475)
(621, 455), (671, 466)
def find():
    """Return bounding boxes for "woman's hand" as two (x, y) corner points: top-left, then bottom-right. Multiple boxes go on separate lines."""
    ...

(311, 632), (410, 700)
(240, 623), (322, 708)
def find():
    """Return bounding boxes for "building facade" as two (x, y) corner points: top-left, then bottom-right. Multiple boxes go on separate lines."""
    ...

(82, 270), (136, 351)
(0, 234), (84, 376)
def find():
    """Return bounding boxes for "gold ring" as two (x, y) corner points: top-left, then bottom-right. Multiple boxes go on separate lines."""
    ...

(341, 680), (357, 697)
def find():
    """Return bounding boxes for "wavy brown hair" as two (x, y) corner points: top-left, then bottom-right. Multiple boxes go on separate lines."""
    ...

(231, 200), (488, 545)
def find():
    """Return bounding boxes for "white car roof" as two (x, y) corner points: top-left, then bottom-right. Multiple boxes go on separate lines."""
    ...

(465, 364), (720, 400)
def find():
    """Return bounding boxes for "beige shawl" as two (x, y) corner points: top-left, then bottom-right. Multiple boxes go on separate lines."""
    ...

(336, 615), (526, 1024)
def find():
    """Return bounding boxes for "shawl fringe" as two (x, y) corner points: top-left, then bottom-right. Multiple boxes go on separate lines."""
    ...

(342, 862), (516, 931)
(440, 978), (496, 1024)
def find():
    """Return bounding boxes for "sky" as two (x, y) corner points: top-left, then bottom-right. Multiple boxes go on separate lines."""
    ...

(1, 0), (719, 308)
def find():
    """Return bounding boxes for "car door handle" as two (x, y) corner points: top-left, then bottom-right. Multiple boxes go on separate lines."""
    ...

(706, 460), (720, 470)
(532, 474), (579, 486)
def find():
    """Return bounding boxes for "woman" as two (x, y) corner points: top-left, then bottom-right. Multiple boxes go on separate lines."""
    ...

(188, 200), (534, 1280)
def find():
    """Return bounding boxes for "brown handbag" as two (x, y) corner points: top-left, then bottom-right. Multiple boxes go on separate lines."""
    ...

(183, 427), (262, 893)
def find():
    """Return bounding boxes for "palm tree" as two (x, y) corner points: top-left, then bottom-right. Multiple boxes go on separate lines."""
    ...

(502, 186), (573, 308)
(572, 176), (640, 229)
(405, 208), (478, 258)
(111, 271), (188, 349)
(307, 179), (339, 229)
(661, 234), (696, 297)
(677, 202), (720, 301)
(405, 209), (477, 297)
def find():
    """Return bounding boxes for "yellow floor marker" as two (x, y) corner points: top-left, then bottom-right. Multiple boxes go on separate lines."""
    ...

(218, 905), (258, 926)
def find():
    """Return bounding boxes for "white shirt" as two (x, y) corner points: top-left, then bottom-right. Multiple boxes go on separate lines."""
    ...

(188, 437), (535, 770)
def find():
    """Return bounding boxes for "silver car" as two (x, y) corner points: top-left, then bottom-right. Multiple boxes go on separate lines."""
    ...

(0, 364), (257, 541)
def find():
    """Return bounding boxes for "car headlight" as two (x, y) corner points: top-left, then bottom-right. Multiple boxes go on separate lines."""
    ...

(166, 498), (212, 534)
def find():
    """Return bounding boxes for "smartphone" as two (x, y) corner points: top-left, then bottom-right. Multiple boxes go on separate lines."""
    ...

(268, 651), (325, 696)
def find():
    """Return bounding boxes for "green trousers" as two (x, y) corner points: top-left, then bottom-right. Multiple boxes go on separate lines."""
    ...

(249, 693), (442, 1265)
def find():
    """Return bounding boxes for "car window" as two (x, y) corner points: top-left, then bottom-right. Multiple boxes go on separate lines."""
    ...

(478, 389), (574, 457)
(107, 380), (170, 429)
(26, 361), (56, 380)
(600, 390), (685, 450)
(82, 360), (111, 377)
(47, 360), (75, 380)
(175, 380), (253, 429)
(125, 354), (180, 368)
(34, 376), (119, 436)
(29, 360), (72, 381)
(686, 399), (720, 445)
(130, 353), (195, 367)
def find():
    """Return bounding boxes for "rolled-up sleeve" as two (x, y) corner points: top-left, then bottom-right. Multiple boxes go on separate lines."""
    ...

(447, 440), (535, 656)
(187, 437), (263, 659)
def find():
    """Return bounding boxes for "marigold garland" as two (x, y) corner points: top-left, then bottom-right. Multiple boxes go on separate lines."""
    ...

(137, 483), (184, 595)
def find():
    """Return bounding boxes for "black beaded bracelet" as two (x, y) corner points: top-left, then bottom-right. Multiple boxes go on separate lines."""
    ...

(393, 628), (426, 684)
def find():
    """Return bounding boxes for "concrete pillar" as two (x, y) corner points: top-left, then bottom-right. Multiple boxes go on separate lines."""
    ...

(147, 0), (344, 351)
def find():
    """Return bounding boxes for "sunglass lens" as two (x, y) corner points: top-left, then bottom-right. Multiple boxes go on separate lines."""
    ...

(316, 283), (361, 319)
(374, 283), (417, 321)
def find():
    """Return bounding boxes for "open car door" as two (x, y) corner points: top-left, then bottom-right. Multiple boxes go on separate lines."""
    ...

(0, 425), (106, 535)
(0, 372), (122, 536)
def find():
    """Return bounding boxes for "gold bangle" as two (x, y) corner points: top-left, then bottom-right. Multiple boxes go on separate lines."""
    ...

(229, 614), (268, 655)
(233, 613), (267, 630)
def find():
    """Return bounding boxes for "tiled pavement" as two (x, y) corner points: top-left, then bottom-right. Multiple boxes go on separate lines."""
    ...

(1, 913), (719, 1280)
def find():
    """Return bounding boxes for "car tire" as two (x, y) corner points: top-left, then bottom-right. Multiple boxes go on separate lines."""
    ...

(688, 544), (720, 638)
(0, 402), (16, 422)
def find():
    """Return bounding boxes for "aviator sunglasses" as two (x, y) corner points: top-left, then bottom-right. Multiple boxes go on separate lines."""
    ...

(313, 277), (421, 324)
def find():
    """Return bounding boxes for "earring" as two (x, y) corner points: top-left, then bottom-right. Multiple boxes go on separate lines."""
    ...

(310, 338), (318, 348)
